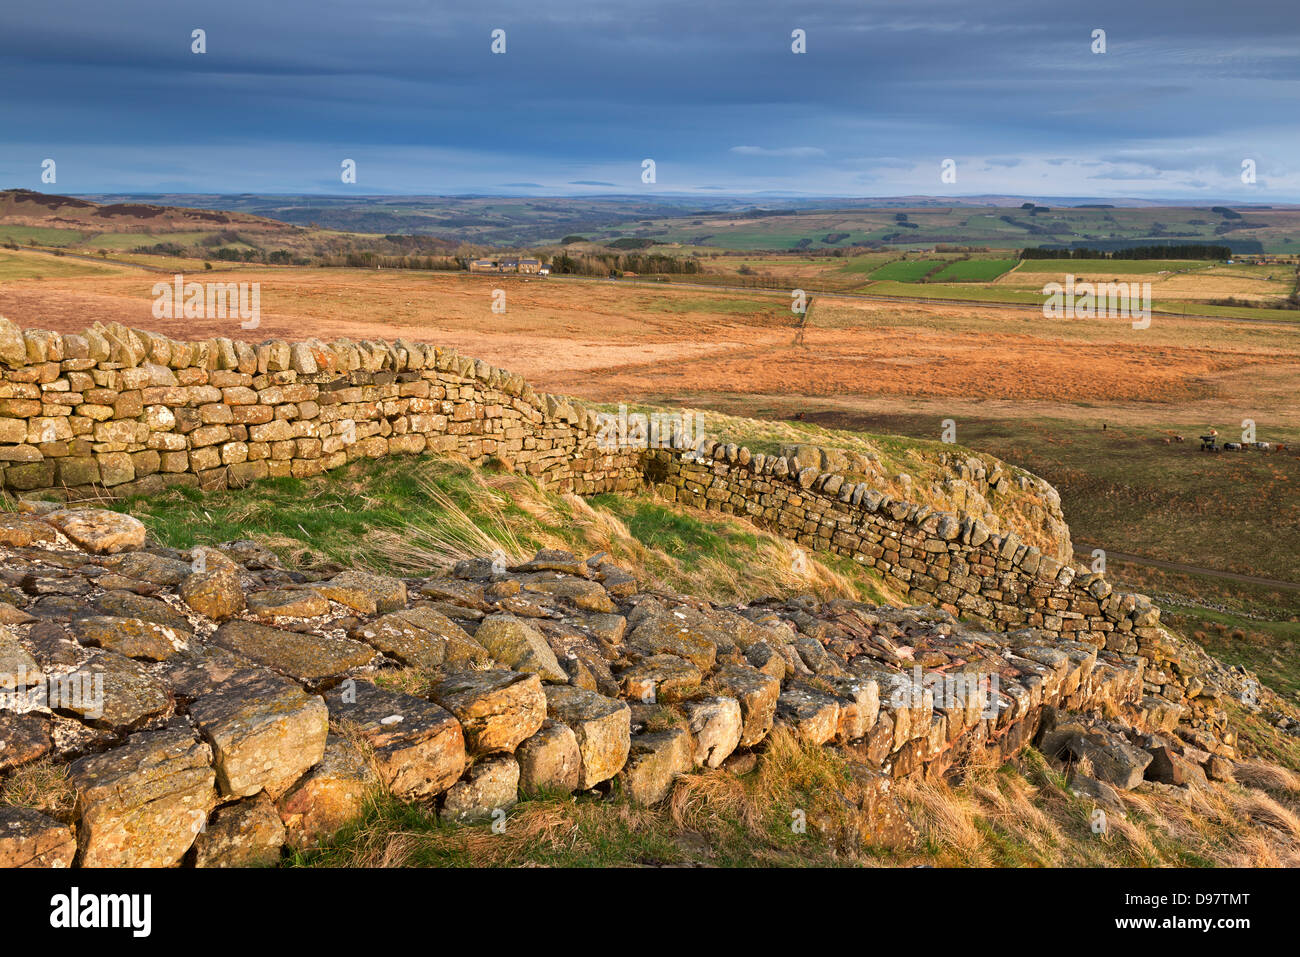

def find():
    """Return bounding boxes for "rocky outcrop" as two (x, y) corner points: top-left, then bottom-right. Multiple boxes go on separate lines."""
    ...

(0, 505), (1234, 867)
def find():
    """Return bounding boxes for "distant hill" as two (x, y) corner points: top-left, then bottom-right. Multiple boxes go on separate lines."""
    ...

(0, 188), (300, 236)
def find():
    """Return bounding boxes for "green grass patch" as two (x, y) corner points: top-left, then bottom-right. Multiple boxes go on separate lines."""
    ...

(0, 225), (83, 246)
(867, 259), (945, 282)
(930, 259), (1018, 282)
(0, 250), (125, 281)
(91, 453), (887, 606)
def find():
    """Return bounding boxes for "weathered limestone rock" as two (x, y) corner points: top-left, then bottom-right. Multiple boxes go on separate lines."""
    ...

(1068, 772), (1125, 811)
(43, 509), (146, 554)
(710, 664), (780, 747)
(440, 754), (520, 824)
(0, 626), (40, 690)
(776, 686), (841, 747)
(313, 570), (407, 614)
(625, 615), (718, 671)
(0, 513), (59, 547)
(821, 675), (881, 742)
(0, 807), (76, 868)
(0, 315), (27, 366)
(180, 567), (246, 620)
(515, 719), (582, 795)
(324, 681), (466, 800)
(620, 728), (693, 805)
(246, 588), (330, 620)
(69, 727), (218, 867)
(619, 654), (702, 703)
(189, 673), (328, 799)
(577, 611), (627, 646)
(0, 711), (52, 772)
(683, 696), (743, 768)
(193, 793), (286, 867)
(522, 577), (617, 613)
(70, 615), (184, 662)
(544, 686), (631, 789)
(57, 650), (172, 731)
(473, 613), (567, 682)
(351, 607), (488, 669)
(96, 591), (193, 634)
(278, 736), (376, 850)
(430, 670), (546, 755)
(1146, 745), (1209, 789)
(1045, 723), (1153, 791)
(211, 620), (374, 682)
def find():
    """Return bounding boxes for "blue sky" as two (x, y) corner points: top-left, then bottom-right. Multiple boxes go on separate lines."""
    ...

(2, 0), (1298, 200)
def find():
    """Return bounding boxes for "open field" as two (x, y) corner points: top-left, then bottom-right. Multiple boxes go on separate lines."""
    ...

(0, 249), (130, 281)
(930, 258), (1019, 282)
(4, 262), (1297, 609)
(6, 191), (1297, 321)
(665, 251), (1298, 319)
(867, 259), (945, 281)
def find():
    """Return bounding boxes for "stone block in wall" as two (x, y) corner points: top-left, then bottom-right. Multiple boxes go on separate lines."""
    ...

(56, 456), (100, 486)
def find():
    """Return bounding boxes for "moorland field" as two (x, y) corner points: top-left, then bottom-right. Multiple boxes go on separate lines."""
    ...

(3, 189), (1300, 867)
(3, 189), (1298, 672)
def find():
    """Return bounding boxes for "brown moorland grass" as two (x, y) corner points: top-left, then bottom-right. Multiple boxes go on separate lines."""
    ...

(3, 266), (1297, 417)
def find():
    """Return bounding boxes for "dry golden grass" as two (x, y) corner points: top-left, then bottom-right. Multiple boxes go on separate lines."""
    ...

(5, 266), (1298, 419)
(365, 469), (529, 574)
(295, 728), (1300, 869)
(1233, 759), (1300, 794)
(0, 758), (76, 821)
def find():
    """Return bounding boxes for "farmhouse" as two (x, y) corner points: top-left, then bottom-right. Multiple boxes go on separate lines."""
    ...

(468, 257), (543, 274)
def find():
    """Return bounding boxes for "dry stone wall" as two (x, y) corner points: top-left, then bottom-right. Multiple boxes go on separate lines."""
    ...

(646, 444), (1225, 735)
(0, 321), (1224, 740)
(0, 505), (1232, 868)
(0, 320), (642, 500)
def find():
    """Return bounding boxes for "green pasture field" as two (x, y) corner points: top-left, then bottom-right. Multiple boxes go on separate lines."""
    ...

(930, 258), (1019, 282)
(0, 249), (126, 281)
(867, 259), (944, 281)
(860, 280), (1045, 303)
(83, 231), (217, 250)
(0, 225), (83, 246)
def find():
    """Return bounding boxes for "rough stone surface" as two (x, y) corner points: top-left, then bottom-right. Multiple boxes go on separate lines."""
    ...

(683, 696), (743, 768)
(440, 754), (519, 824)
(351, 607), (487, 669)
(314, 570), (407, 615)
(0, 806), (76, 868)
(189, 673), (328, 798)
(69, 727), (218, 867)
(473, 613), (567, 682)
(193, 793), (286, 868)
(515, 720), (582, 795)
(210, 620), (374, 682)
(324, 681), (466, 800)
(431, 669), (546, 756)
(544, 686), (631, 789)
(621, 728), (693, 805)
(710, 664), (780, 747)
(277, 736), (376, 850)
(44, 509), (146, 554)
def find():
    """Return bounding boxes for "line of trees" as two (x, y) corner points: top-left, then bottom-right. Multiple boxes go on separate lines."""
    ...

(549, 252), (701, 277)
(321, 252), (462, 270)
(1020, 243), (1233, 261)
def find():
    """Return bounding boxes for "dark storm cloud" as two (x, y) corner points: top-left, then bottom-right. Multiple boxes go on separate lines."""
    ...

(0, 0), (1296, 198)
